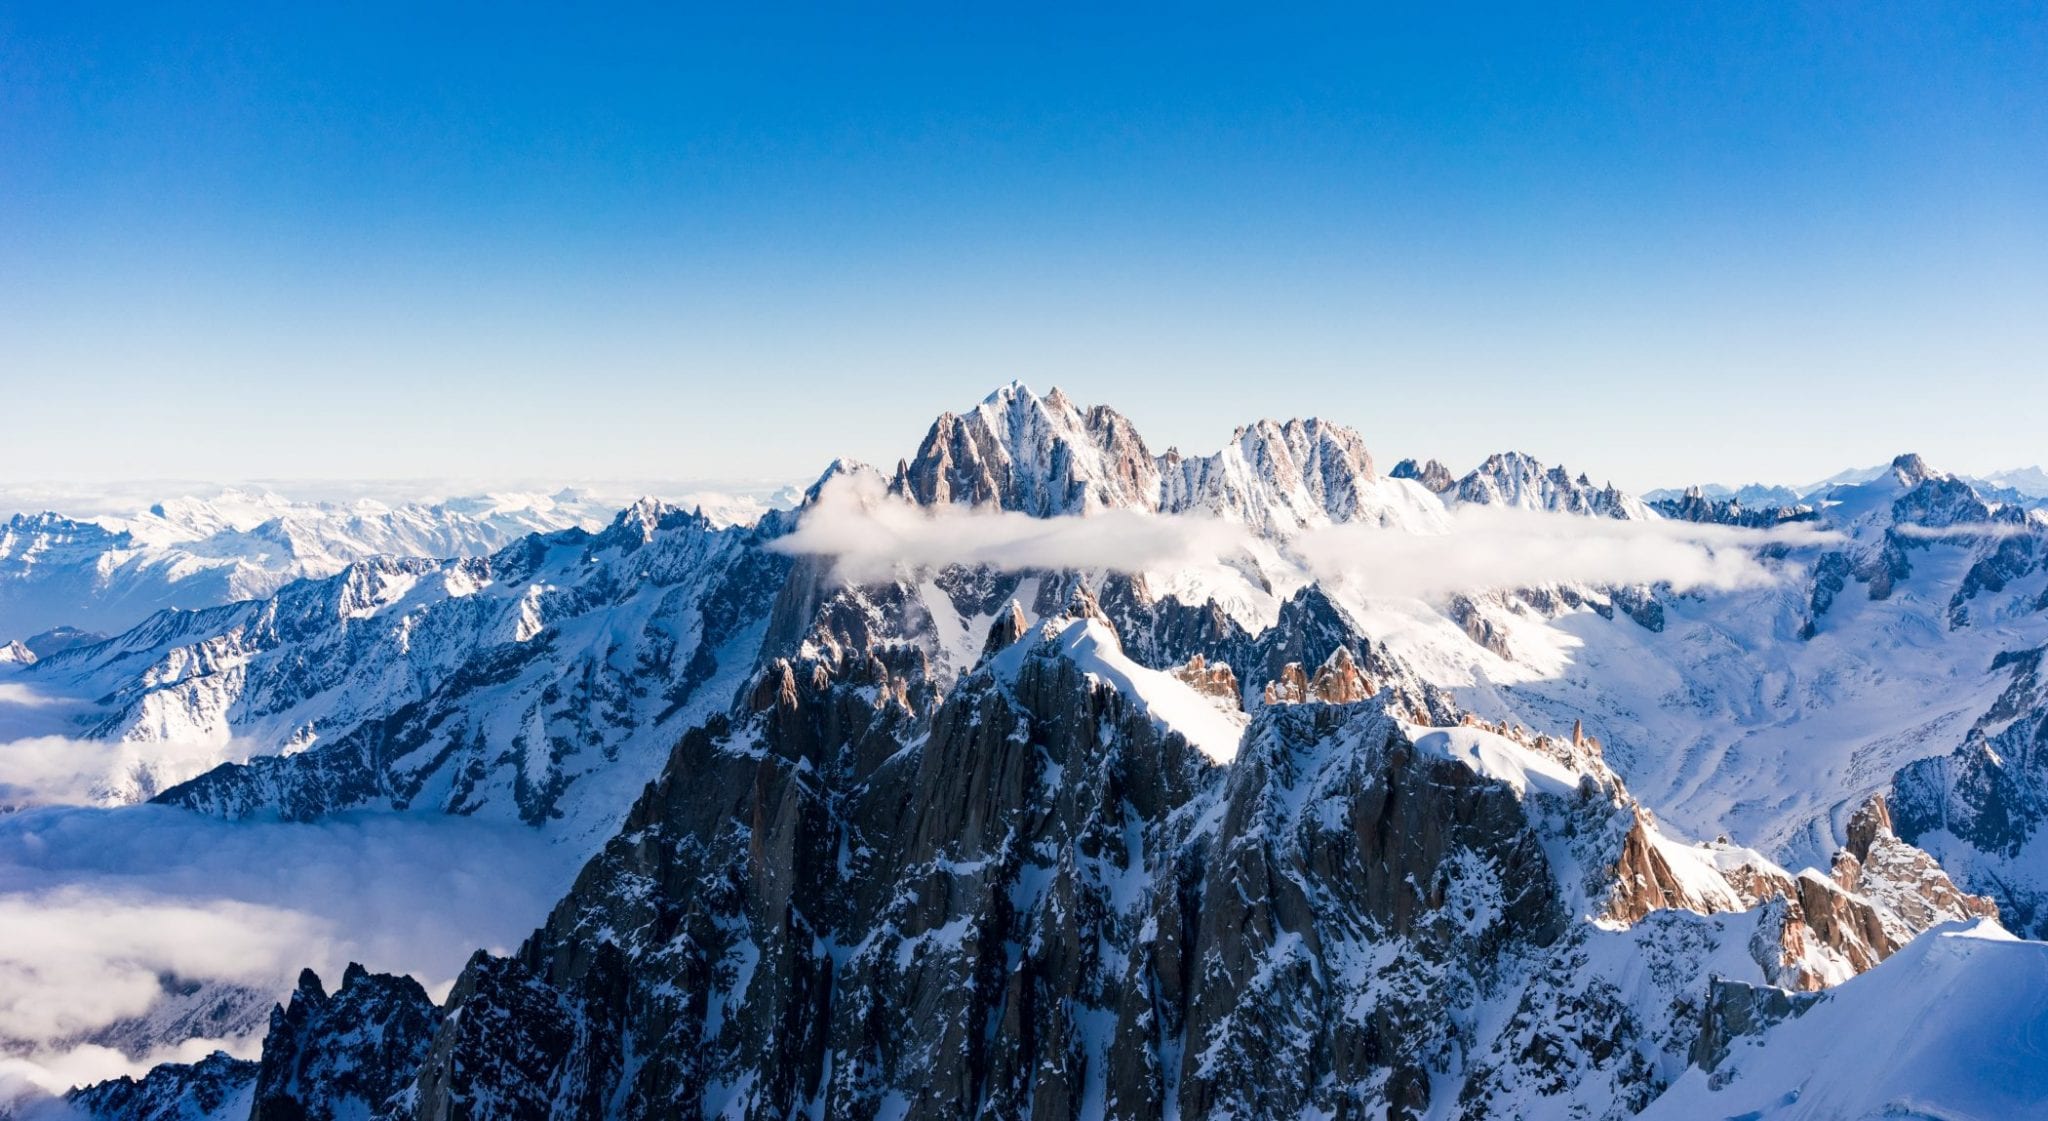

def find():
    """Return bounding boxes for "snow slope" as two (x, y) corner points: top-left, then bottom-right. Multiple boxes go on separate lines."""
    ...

(992, 617), (1250, 763)
(1384, 459), (2048, 870)
(1641, 919), (2048, 1121)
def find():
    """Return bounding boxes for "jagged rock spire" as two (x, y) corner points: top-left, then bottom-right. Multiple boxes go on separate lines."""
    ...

(981, 600), (1029, 658)
(1262, 646), (1377, 705)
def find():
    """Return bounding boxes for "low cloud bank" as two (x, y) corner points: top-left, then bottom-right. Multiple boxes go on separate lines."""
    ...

(773, 474), (1838, 598)
(0, 804), (583, 1099)
(771, 474), (1248, 585)
(1891, 521), (2041, 541)
(1294, 506), (1835, 599)
(0, 735), (269, 809)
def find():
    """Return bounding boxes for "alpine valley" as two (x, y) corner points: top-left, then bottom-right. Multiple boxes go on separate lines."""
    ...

(4, 384), (2047, 1120)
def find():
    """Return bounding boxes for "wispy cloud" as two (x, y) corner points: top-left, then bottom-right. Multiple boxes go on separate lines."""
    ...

(770, 474), (1250, 585)
(0, 735), (268, 809)
(0, 805), (582, 1100)
(1891, 521), (2041, 541)
(772, 475), (1838, 598)
(1295, 506), (1838, 599)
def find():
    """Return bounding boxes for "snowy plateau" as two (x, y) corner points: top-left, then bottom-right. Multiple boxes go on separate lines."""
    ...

(1, 383), (2045, 1120)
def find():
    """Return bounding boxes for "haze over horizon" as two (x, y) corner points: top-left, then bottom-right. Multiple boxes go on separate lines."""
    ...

(0, 380), (2040, 508)
(5, 3), (2043, 490)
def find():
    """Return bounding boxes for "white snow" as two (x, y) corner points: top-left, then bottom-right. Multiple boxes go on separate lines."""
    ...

(999, 619), (1248, 764)
(1403, 723), (1586, 798)
(1641, 919), (2048, 1121)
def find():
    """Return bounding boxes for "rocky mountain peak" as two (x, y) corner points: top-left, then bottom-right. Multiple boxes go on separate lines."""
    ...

(600, 496), (702, 546)
(1168, 653), (1242, 707)
(67, 1049), (259, 1121)
(1453, 451), (1650, 519)
(1391, 457), (1457, 493)
(1890, 452), (1936, 485)
(893, 383), (1161, 516)
(981, 599), (1030, 659)
(1262, 645), (1377, 705)
(249, 963), (439, 1121)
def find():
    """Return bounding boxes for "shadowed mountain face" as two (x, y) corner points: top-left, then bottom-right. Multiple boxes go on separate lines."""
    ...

(33, 385), (2048, 1120)
(83, 601), (1994, 1121)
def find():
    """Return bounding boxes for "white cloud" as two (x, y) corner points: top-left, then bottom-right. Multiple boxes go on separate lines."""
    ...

(0, 889), (320, 1045)
(1294, 505), (1839, 600)
(1891, 521), (2040, 540)
(0, 685), (54, 709)
(2, 1033), (259, 1110)
(0, 735), (271, 810)
(770, 473), (1251, 584)
(772, 475), (1838, 599)
(0, 804), (583, 1096)
(0, 671), (585, 1101)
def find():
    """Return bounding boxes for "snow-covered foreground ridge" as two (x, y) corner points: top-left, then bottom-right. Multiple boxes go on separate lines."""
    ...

(53, 604), (2017, 1120)
(4, 381), (2045, 1119)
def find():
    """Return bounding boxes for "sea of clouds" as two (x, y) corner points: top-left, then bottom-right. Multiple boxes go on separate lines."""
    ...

(0, 681), (583, 1103)
(774, 473), (1839, 596)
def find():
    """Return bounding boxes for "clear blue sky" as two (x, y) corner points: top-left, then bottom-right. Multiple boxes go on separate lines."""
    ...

(4, 2), (2044, 490)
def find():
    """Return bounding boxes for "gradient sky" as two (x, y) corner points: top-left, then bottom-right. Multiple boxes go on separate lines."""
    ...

(3, 2), (2044, 492)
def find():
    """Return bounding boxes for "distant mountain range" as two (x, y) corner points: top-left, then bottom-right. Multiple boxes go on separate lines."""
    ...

(1646, 461), (2048, 509)
(0, 484), (798, 642)
(5, 384), (2045, 1121)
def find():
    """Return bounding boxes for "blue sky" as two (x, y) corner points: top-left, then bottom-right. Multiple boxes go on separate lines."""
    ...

(3, 2), (2044, 490)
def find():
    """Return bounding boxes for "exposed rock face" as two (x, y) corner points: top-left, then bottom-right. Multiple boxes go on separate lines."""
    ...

(1601, 797), (1996, 991)
(1893, 645), (2048, 937)
(1687, 979), (1818, 1074)
(1831, 794), (2000, 941)
(66, 1049), (258, 1121)
(889, 383), (1437, 534)
(1262, 645), (1375, 705)
(248, 964), (440, 1121)
(981, 600), (1030, 659)
(891, 382), (1163, 516)
(1168, 653), (1241, 707)
(1452, 452), (1649, 520)
(196, 599), (2001, 1121)
(1158, 417), (1390, 534)
(1450, 594), (1515, 659)
(1391, 457), (1457, 494)
(1650, 487), (1815, 529)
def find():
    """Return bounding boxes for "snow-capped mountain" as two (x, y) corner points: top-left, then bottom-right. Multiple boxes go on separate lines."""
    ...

(62, 595), (2001, 1120)
(1446, 450), (1650, 519)
(1643, 481), (1807, 509)
(0, 486), (795, 644)
(19, 501), (790, 830)
(11, 383), (2048, 1119)
(1984, 464), (2048, 500)
(888, 382), (1446, 533)
(0, 490), (613, 642)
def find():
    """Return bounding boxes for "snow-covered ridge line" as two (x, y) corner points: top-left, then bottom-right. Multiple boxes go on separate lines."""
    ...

(0, 485), (798, 642)
(891, 380), (1650, 527)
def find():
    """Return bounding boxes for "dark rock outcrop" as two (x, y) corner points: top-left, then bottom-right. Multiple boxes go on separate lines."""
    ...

(66, 1049), (258, 1121)
(1893, 646), (2048, 937)
(248, 964), (439, 1121)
